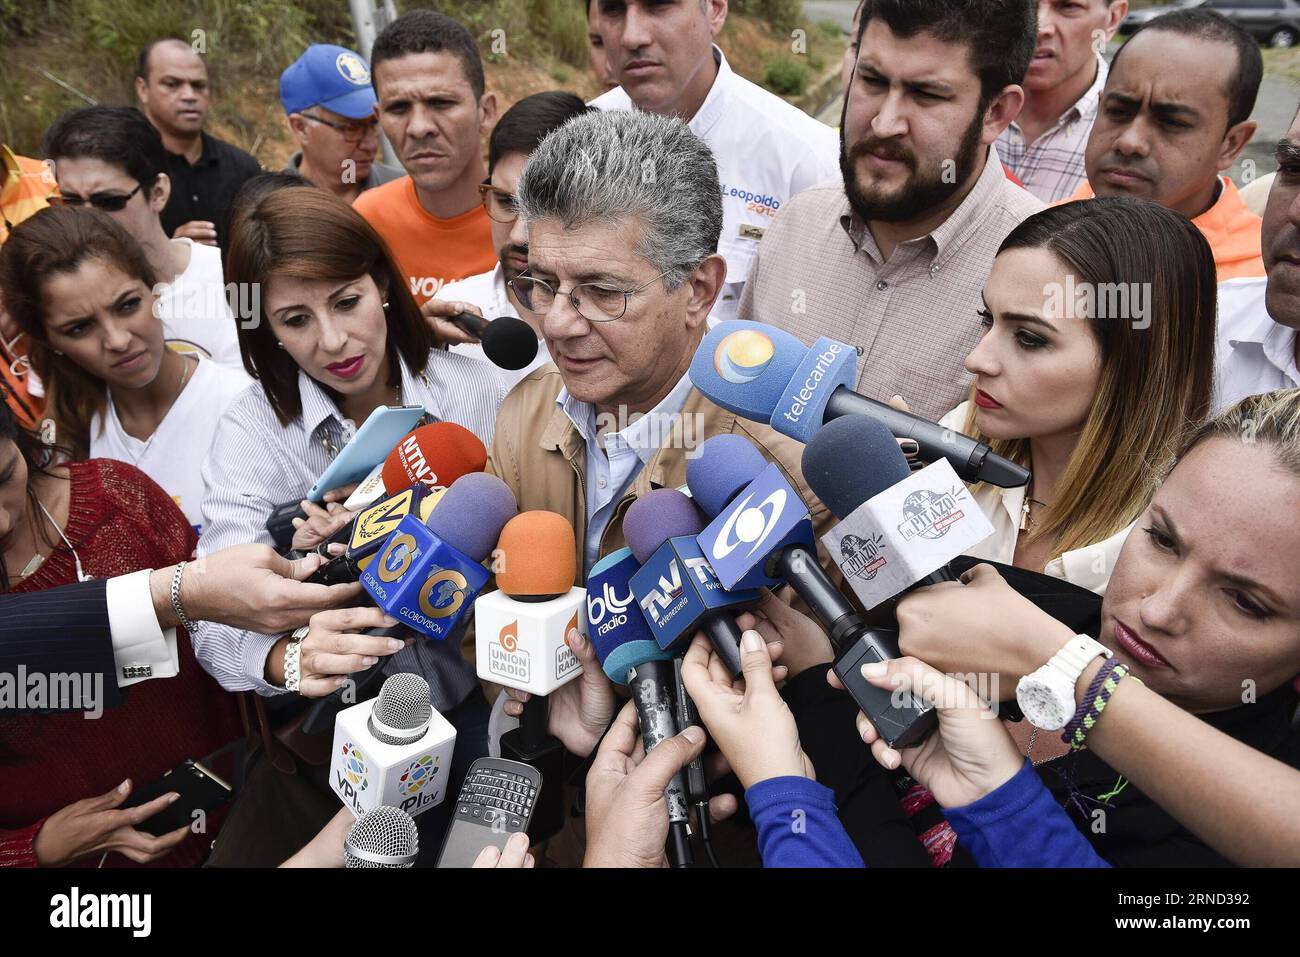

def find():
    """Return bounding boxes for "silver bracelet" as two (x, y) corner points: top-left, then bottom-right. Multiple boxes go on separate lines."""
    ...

(283, 626), (309, 693)
(170, 562), (197, 634)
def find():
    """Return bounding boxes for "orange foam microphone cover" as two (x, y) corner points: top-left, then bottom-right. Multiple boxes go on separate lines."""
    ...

(495, 511), (577, 597)
(380, 422), (487, 494)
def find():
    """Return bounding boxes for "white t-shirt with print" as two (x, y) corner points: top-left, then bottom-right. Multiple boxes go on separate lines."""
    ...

(154, 238), (249, 377)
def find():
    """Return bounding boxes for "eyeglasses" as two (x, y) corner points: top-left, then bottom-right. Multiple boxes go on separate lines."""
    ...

(49, 181), (144, 212)
(478, 181), (518, 224)
(508, 269), (674, 323)
(300, 112), (379, 143)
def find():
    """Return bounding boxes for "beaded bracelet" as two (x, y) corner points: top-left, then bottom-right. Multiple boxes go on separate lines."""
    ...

(1062, 657), (1139, 751)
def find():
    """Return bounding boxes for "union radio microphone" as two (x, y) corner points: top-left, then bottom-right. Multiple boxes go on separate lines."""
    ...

(587, 548), (694, 868)
(476, 511), (585, 843)
(330, 672), (457, 821)
(625, 489), (760, 679)
(689, 320), (1030, 489)
(344, 805), (420, 868)
(449, 312), (539, 371)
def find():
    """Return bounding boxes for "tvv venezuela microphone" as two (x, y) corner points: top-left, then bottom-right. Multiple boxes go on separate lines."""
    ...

(588, 547), (697, 868)
(689, 320), (1029, 488)
(474, 511), (585, 842)
(685, 433), (936, 749)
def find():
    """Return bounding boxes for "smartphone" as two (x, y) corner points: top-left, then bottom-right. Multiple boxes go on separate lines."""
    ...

(307, 405), (426, 502)
(435, 758), (541, 868)
(121, 759), (233, 837)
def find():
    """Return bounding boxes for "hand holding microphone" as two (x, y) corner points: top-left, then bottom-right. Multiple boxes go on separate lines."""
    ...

(828, 656), (1023, 810)
(502, 627), (613, 760)
(680, 631), (814, 791)
(265, 606), (412, 696)
(420, 298), (539, 370)
(292, 497), (359, 553)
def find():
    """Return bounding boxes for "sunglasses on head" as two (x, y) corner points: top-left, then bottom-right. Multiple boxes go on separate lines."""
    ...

(50, 181), (145, 212)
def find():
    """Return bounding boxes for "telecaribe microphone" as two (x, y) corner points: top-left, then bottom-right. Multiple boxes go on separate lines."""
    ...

(344, 805), (420, 868)
(449, 312), (539, 371)
(330, 673), (457, 821)
(587, 548), (694, 868)
(689, 320), (1030, 488)
(625, 489), (759, 679)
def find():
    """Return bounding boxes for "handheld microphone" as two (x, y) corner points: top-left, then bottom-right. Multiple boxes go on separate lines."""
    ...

(478, 511), (584, 843)
(689, 321), (1030, 488)
(344, 805), (420, 868)
(449, 312), (539, 371)
(330, 673), (458, 821)
(587, 548), (693, 868)
(360, 472), (518, 642)
(305, 486), (445, 586)
(625, 489), (759, 679)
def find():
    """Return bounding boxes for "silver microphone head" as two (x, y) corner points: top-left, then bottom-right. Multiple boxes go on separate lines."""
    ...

(344, 805), (419, 868)
(368, 672), (433, 745)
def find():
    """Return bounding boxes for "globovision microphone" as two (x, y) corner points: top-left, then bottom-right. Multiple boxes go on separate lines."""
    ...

(449, 312), (539, 371)
(689, 320), (1030, 489)
(625, 489), (759, 679)
(330, 672), (457, 821)
(477, 511), (584, 843)
(587, 547), (694, 868)
(344, 805), (420, 868)
(305, 486), (446, 586)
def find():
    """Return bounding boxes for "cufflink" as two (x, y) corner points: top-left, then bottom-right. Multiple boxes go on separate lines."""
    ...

(122, 664), (153, 680)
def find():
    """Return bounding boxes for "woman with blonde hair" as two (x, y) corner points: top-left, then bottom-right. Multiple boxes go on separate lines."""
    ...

(933, 197), (1217, 592)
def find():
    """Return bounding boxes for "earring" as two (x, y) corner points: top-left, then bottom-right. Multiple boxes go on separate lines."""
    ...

(54, 349), (64, 356)
(276, 341), (285, 350)
(382, 301), (390, 309)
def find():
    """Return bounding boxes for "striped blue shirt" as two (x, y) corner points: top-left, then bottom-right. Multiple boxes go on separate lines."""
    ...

(193, 350), (513, 702)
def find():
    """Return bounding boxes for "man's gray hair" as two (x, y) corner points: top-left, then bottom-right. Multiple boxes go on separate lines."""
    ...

(516, 109), (723, 289)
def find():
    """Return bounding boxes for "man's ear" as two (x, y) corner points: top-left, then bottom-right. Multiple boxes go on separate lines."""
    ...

(287, 113), (310, 146)
(148, 173), (171, 213)
(134, 76), (149, 107)
(683, 254), (727, 329)
(1218, 119), (1257, 172)
(708, 0), (728, 40)
(982, 84), (1025, 145)
(1104, 0), (1129, 41)
(479, 91), (500, 138)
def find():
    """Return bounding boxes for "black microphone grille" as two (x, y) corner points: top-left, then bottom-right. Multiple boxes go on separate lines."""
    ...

(344, 805), (419, 868)
(370, 673), (433, 745)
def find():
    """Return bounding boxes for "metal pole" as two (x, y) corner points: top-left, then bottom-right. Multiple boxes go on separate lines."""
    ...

(349, 0), (399, 166)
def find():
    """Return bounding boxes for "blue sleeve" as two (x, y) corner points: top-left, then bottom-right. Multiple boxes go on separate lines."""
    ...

(942, 760), (1110, 868)
(744, 776), (866, 868)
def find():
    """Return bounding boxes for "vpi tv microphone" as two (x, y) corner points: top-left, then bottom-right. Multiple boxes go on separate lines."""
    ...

(625, 489), (760, 679)
(689, 320), (1030, 489)
(587, 548), (694, 868)
(330, 673), (457, 821)
(344, 805), (420, 868)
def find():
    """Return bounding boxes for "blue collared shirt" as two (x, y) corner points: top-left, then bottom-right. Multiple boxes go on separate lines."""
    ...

(556, 372), (695, 574)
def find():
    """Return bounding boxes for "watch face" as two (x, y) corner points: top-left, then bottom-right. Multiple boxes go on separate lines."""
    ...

(1016, 677), (1071, 731)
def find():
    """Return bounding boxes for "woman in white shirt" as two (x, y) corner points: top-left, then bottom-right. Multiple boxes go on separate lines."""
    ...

(0, 206), (247, 533)
(930, 198), (1217, 593)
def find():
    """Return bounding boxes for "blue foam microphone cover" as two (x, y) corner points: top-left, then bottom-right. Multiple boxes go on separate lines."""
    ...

(801, 416), (912, 520)
(623, 489), (706, 564)
(586, 548), (672, 685)
(688, 321), (809, 424)
(685, 434), (767, 518)
(426, 472), (518, 561)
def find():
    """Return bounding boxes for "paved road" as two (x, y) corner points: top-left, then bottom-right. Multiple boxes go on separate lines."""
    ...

(812, 30), (1300, 178)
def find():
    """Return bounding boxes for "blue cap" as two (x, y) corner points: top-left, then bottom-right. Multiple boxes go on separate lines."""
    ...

(280, 44), (377, 119)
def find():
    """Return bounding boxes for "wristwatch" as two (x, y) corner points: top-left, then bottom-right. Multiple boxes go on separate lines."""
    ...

(283, 626), (310, 693)
(1016, 634), (1112, 730)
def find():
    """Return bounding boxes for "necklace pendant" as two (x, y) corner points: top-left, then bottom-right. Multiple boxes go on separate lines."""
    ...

(1020, 499), (1032, 532)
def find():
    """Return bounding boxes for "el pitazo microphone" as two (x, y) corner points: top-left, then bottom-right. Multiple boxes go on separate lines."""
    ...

(450, 312), (539, 371)
(587, 547), (693, 868)
(344, 806), (420, 868)
(686, 432), (936, 747)
(689, 320), (1030, 489)
(330, 672), (457, 821)
(625, 489), (759, 679)
(477, 511), (584, 843)
(360, 472), (518, 641)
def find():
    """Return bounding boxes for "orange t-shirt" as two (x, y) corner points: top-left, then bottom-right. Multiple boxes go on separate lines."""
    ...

(353, 175), (496, 304)
(1062, 177), (1265, 281)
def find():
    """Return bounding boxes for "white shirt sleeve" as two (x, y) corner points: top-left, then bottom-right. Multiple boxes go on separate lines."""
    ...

(105, 569), (179, 688)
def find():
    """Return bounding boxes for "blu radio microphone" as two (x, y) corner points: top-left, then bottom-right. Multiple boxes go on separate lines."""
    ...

(344, 806), (420, 868)
(360, 472), (517, 642)
(474, 511), (585, 697)
(330, 673), (458, 821)
(448, 312), (539, 371)
(689, 321), (1030, 489)
(587, 548), (694, 868)
(625, 489), (759, 679)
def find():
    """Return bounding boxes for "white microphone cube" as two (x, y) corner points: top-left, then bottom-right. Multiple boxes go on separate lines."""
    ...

(329, 699), (457, 819)
(475, 586), (586, 696)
